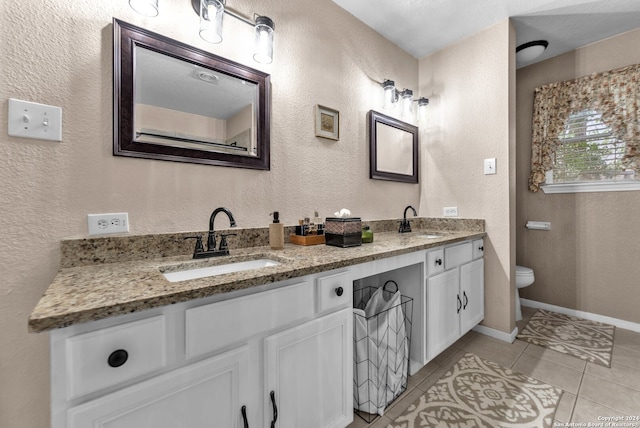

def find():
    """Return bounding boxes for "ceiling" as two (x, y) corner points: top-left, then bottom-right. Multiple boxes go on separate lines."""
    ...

(331, 0), (640, 68)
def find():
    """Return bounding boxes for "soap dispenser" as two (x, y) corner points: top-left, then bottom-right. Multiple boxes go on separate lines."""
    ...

(269, 211), (284, 250)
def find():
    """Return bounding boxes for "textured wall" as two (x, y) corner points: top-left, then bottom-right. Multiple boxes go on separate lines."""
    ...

(0, 0), (418, 426)
(418, 20), (516, 335)
(516, 28), (640, 324)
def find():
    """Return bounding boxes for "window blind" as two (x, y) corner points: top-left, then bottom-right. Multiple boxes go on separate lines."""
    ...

(552, 110), (629, 183)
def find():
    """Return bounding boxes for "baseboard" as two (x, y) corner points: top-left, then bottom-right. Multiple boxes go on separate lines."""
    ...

(473, 324), (519, 343)
(521, 298), (640, 333)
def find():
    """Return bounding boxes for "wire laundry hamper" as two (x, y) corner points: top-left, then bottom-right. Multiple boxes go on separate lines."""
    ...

(353, 280), (413, 423)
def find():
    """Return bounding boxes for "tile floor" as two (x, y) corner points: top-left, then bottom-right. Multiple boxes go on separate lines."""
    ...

(347, 305), (640, 427)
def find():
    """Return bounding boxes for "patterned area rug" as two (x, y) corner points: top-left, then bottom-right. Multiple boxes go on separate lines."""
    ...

(389, 353), (562, 428)
(517, 309), (615, 367)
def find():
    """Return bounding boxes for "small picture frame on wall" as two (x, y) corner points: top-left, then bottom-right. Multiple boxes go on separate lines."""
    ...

(315, 105), (339, 140)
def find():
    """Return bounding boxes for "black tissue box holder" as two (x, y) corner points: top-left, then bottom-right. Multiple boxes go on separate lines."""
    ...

(324, 217), (362, 248)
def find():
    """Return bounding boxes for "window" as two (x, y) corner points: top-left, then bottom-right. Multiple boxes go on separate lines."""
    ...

(549, 110), (631, 184)
(528, 63), (640, 193)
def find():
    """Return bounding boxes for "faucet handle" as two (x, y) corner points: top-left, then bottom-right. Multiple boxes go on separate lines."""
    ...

(398, 220), (412, 233)
(218, 233), (237, 251)
(184, 235), (205, 255)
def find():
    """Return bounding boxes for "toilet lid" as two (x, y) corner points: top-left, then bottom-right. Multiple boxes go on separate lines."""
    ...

(516, 265), (533, 276)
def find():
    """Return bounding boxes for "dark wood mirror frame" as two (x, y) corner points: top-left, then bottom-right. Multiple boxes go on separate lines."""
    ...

(113, 19), (271, 170)
(369, 110), (419, 183)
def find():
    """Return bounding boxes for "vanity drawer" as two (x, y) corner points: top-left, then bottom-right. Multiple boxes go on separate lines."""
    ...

(472, 239), (484, 259)
(426, 248), (445, 277)
(65, 315), (167, 399)
(445, 242), (473, 269)
(316, 271), (352, 313)
(185, 281), (314, 359)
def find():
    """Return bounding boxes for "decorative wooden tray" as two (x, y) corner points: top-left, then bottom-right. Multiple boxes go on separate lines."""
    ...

(289, 234), (326, 246)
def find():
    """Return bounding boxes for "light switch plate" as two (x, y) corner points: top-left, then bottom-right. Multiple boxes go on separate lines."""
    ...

(484, 158), (496, 175)
(8, 98), (62, 142)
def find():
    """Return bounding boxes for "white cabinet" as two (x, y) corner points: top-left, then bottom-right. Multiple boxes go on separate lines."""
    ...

(67, 345), (250, 428)
(49, 237), (485, 428)
(460, 258), (484, 334)
(264, 308), (352, 428)
(64, 315), (167, 399)
(427, 269), (460, 359)
(426, 240), (484, 360)
(51, 270), (353, 428)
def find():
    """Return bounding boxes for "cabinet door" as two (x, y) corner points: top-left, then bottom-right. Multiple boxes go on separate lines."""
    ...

(427, 269), (460, 360)
(264, 308), (353, 428)
(460, 258), (484, 335)
(67, 346), (250, 428)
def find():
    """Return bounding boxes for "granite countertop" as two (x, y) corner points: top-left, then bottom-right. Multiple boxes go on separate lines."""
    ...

(29, 229), (485, 333)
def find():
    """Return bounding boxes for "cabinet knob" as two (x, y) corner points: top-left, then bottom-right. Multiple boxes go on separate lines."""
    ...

(107, 349), (128, 368)
(479, 246), (484, 251)
(335, 287), (344, 297)
(435, 258), (443, 266)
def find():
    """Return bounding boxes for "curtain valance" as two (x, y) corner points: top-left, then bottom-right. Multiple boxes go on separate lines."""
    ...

(529, 64), (640, 192)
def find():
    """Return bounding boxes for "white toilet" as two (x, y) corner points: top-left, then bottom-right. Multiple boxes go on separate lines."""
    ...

(515, 265), (535, 321)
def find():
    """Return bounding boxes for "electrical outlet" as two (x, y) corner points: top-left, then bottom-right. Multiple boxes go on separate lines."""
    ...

(88, 213), (129, 235)
(443, 207), (458, 217)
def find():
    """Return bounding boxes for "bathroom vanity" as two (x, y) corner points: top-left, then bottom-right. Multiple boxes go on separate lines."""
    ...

(30, 225), (485, 428)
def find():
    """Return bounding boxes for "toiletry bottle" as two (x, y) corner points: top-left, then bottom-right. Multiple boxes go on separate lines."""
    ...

(362, 226), (374, 243)
(269, 212), (284, 250)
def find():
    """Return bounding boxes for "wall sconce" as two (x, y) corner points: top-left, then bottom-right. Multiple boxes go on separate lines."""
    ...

(381, 80), (429, 119)
(128, 0), (275, 64)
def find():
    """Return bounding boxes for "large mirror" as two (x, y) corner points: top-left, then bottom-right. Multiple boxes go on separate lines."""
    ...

(113, 19), (271, 169)
(369, 110), (419, 183)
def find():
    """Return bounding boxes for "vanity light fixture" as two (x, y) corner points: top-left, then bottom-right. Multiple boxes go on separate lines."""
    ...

(381, 80), (429, 119)
(128, 0), (159, 17)
(192, 0), (275, 64)
(516, 40), (549, 62)
(382, 79), (414, 114)
(128, 0), (276, 63)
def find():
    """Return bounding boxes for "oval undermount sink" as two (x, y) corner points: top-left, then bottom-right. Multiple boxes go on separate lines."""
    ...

(162, 258), (281, 282)
(419, 234), (443, 239)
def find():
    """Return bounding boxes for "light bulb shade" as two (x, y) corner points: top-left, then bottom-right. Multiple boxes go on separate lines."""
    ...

(253, 16), (275, 64)
(401, 89), (413, 117)
(418, 97), (429, 119)
(199, 0), (225, 44)
(382, 79), (396, 109)
(129, 0), (159, 17)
